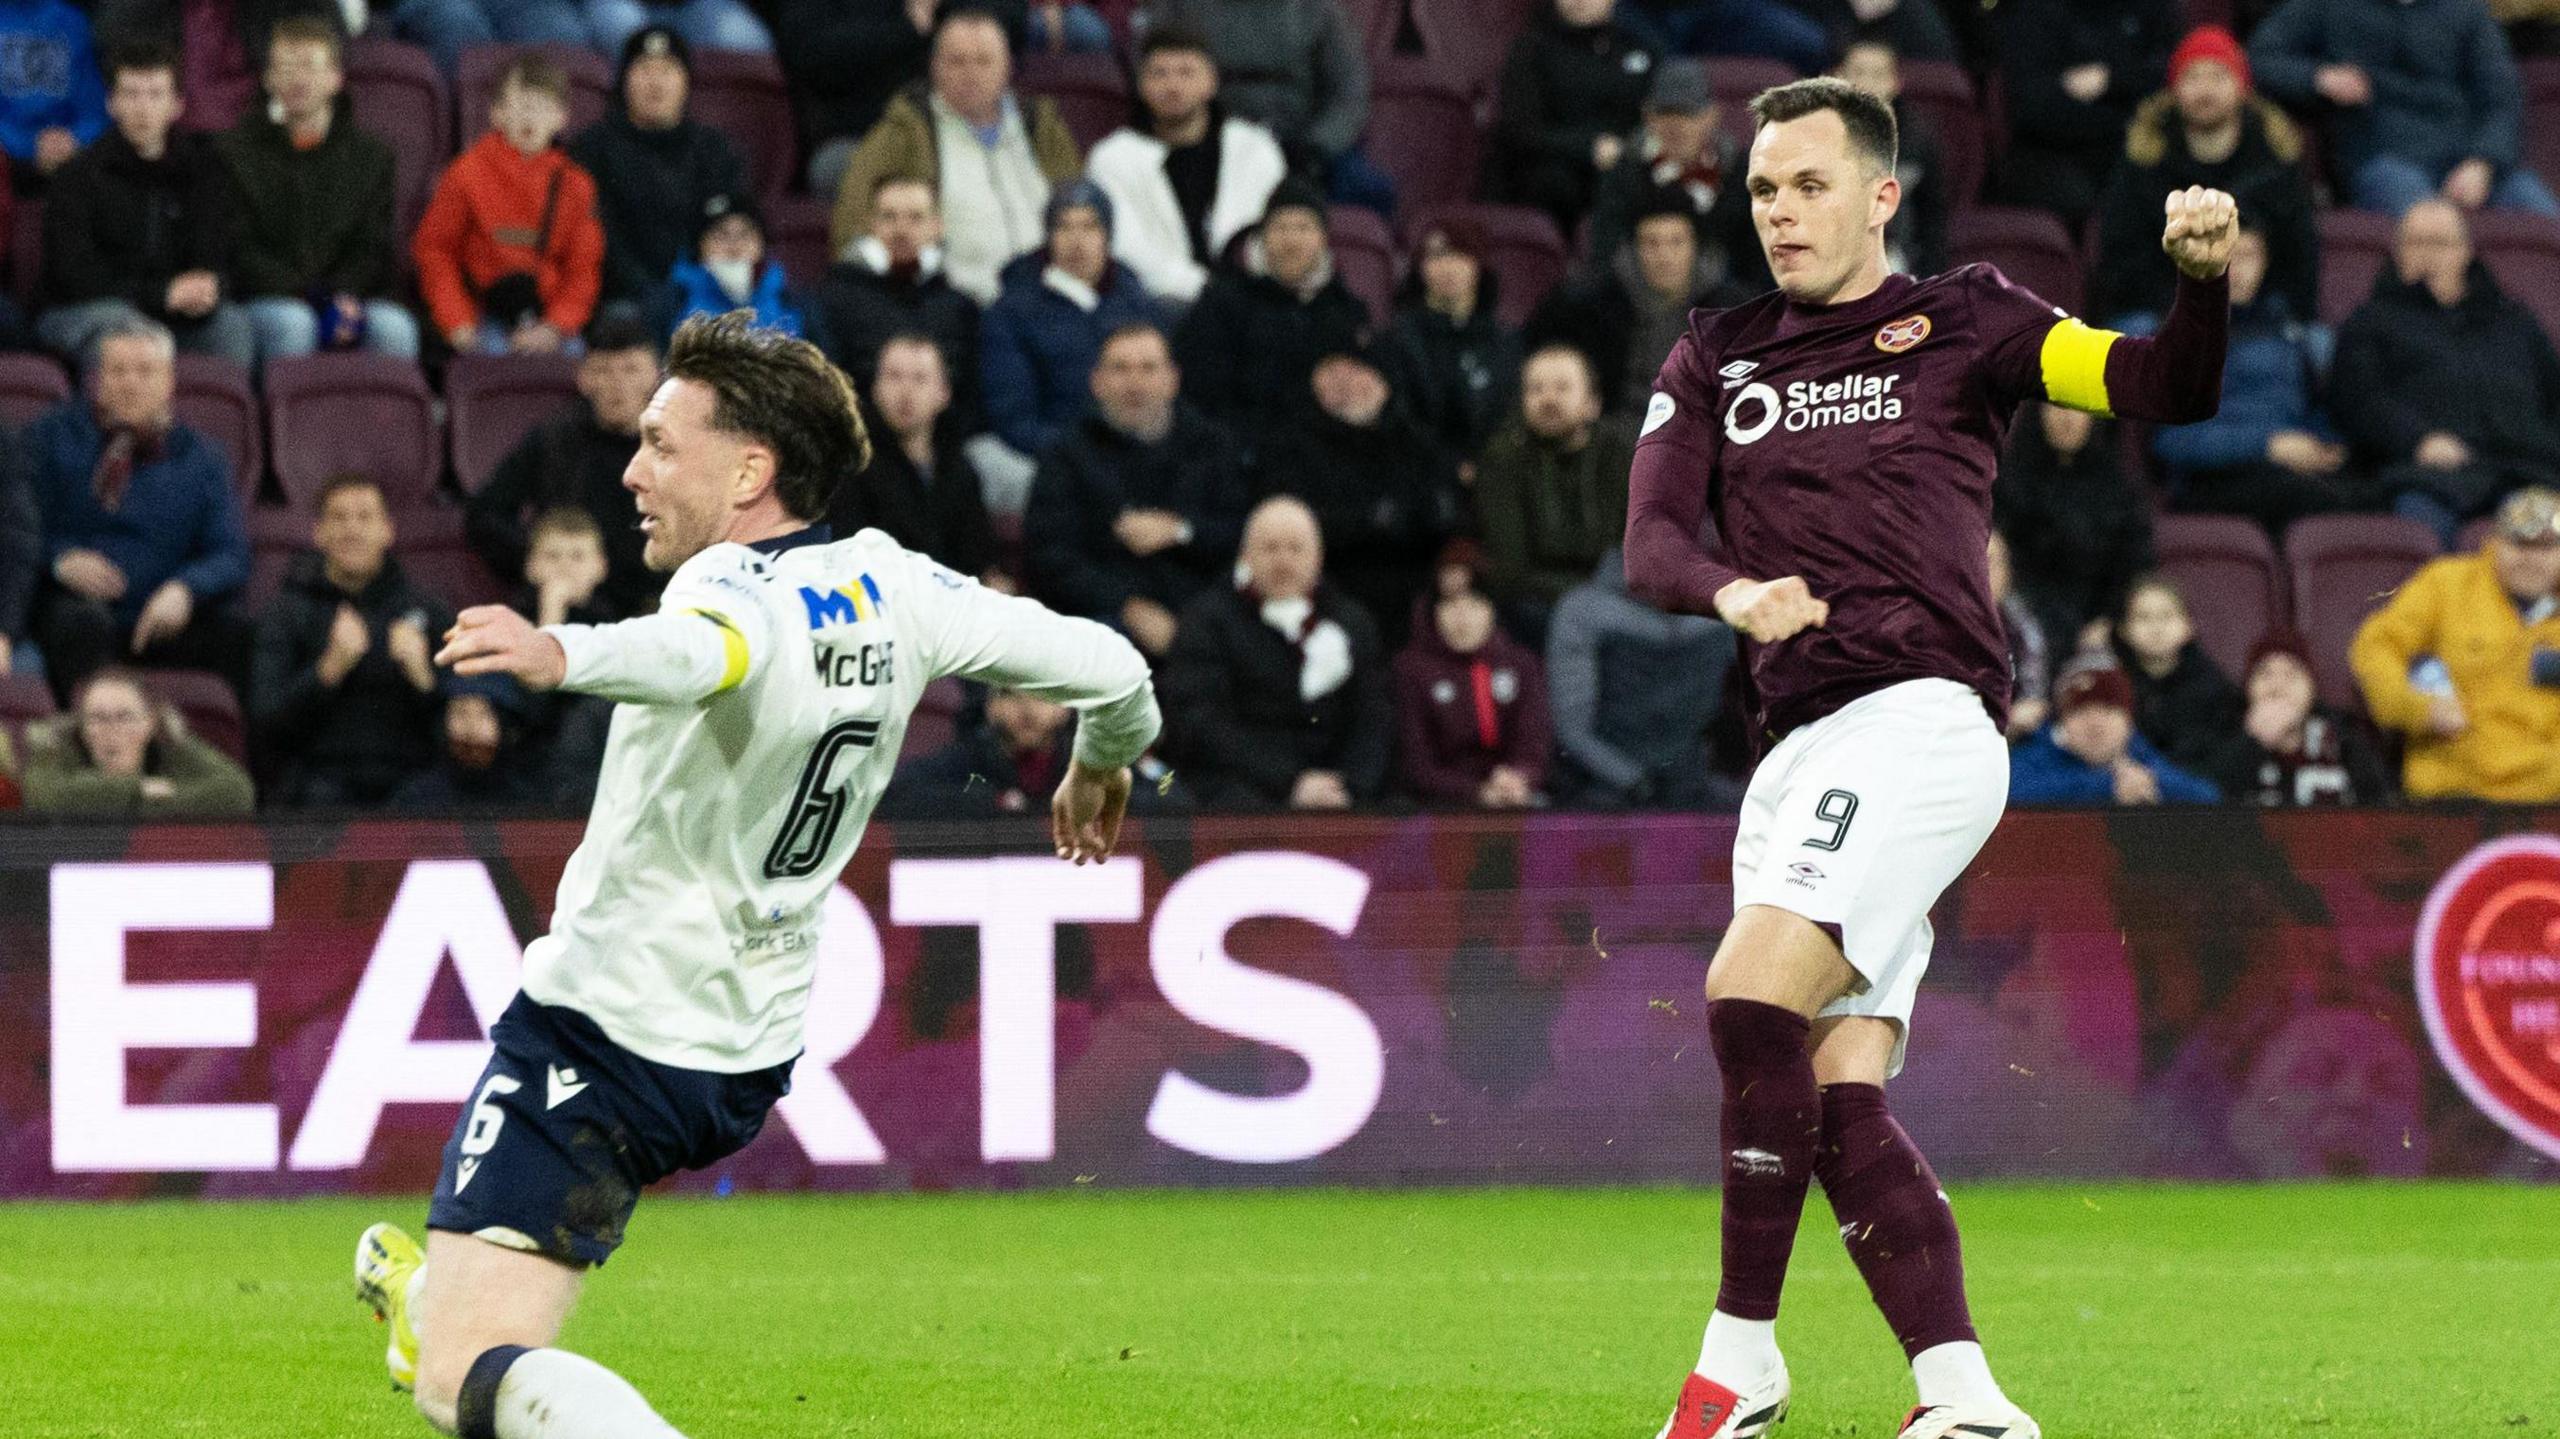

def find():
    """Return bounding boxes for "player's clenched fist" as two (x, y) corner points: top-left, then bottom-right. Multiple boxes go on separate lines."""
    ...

(437, 605), (568, 690)
(1714, 575), (1829, 643)
(2162, 184), (2239, 280)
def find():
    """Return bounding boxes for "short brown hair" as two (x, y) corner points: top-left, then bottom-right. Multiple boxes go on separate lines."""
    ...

(106, 42), (181, 90)
(499, 54), (570, 104)
(1749, 76), (1897, 177)
(530, 506), (603, 546)
(268, 15), (341, 61)
(664, 309), (870, 522)
(316, 472), (383, 508)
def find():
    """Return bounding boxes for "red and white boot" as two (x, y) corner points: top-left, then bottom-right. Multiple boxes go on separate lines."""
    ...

(1653, 1364), (1790, 1438)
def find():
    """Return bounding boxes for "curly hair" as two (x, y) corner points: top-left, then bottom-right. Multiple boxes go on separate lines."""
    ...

(664, 309), (871, 522)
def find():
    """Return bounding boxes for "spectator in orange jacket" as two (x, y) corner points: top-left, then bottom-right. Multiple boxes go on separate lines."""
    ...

(412, 54), (605, 356)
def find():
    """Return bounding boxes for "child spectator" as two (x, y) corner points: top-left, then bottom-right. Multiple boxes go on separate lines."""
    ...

(2010, 660), (2221, 806)
(413, 55), (606, 357)
(663, 191), (815, 341)
(1394, 557), (1552, 808)
(21, 665), (253, 815)
(515, 505), (620, 629)
(2113, 573), (2247, 774)
(2203, 628), (2391, 804)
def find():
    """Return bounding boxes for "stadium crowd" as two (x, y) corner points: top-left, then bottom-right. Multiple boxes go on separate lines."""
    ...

(3, 0), (2560, 817)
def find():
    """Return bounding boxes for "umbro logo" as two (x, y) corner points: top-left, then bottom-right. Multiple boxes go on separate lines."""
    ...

(547, 1064), (589, 1110)
(1718, 359), (1760, 388)
(1730, 1147), (1786, 1177)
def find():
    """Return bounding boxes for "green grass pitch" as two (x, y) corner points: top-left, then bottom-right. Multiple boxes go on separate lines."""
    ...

(1, 1184), (2551, 1437)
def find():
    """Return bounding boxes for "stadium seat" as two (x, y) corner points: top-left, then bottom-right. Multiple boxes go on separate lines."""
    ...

(1368, 57), (1483, 215)
(1948, 206), (2083, 315)
(395, 504), (511, 611)
(2470, 210), (2560, 346)
(1410, 0), (1540, 100)
(1897, 60), (1983, 211)
(173, 356), (264, 508)
(2524, 59), (2560, 206)
(151, 669), (247, 765)
(1328, 205), (1399, 327)
(447, 353), (581, 494)
(901, 677), (966, 758)
(0, 351), (68, 435)
(1337, 0), (1404, 60)
(2284, 513), (2442, 710)
(1015, 52), (1130, 154)
(687, 51), (797, 200)
(2455, 516), (2495, 554)
(242, 505), (309, 615)
(2315, 209), (2393, 328)
(455, 44), (612, 144)
(1400, 203), (1566, 328)
(0, 672), (51, 735)
(1708, 56), (1800, 150)
(2152, 513), (2285, 687)
(766, 195), (834, 286)
(264, 354), (443, 510)
(346, 37), (453, 255)
(8, 198), (40, 313)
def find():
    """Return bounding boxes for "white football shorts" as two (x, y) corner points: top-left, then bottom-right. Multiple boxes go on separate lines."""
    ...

(1730, 677), (2009, 1076)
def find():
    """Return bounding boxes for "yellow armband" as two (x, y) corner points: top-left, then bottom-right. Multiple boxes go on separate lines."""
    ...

(682, 608), (751, 693)
(2038, 317), (2122, 417)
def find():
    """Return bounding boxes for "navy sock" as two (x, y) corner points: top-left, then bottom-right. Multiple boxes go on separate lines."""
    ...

(456, 1344), (533, 1439)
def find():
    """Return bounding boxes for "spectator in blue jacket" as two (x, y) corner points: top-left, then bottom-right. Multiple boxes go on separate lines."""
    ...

(0, 0), (106, 189)
(662, 191), (815, 342)
(2151, 225), (2355, 532)
(981, 180), (1162, 469)
(2250, 0), (2560, 217)
(22, 316), (249, 703)
(2011, 661), (2222, 807)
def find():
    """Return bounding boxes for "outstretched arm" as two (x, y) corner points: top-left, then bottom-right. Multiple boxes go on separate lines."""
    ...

(1992, 187), (2235, 426)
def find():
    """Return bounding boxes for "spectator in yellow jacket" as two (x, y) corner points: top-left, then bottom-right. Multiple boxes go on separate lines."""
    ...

(2351, 485), (2560, 801)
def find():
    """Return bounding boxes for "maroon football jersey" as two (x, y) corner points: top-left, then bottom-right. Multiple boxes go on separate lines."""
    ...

(1626, 264), (2227, 746)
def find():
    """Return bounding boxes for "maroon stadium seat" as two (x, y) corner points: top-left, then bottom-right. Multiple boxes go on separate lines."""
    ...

(0, 351), (68, 434)
(1708, 56), (1800, 151)
(766, 194), (834, 287)
(242, 505), (309, 615)
(264, 354), (443, 510)
(456, 44), (613, 144)
(2525, 59), (2560, 208)
(1327, 204), (1397, 326)
(1401, 203), (1565, 328)
(1368, 57), (1482, 215)
(2470, 210), (2560, 345)
(1897, 60), (1983, 211)
(150, 669), (246, 765)
(2456, 516), (2496, 554)
(7, 198), (40, 315)
(2152, 513), (2285, 687)
(1410, 0), (1540, 100)
(396, 504), (511, 611)
(687, 50), (797, 200)
(1016, 52), (1130, 154)
(1949, 206), (2083, 315)
(0, 671), (51, 739)
(2315, 209), (2393, 328)
(447, 353), (581, 494)
(173, 356), (263, 507)
(2285, 513), (2442, 710)
(347, 37), (453, 257)
(901, 677), (966, 759)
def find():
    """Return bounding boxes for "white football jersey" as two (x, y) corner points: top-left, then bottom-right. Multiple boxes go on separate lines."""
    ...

(520, 526), (1160, 1072)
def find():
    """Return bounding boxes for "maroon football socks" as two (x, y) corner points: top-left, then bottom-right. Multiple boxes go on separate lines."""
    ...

(1705, 998), (1819, 1322)
(1813, 1081), (1979, 1357)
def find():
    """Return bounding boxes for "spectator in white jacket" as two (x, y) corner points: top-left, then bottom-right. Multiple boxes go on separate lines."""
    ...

(1084, 21), (1288, 306)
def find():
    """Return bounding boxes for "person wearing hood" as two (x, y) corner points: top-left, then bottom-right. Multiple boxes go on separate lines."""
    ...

(36, 43), (253, 367)
(1471, 344), (1628, 641)
(1173, 177), (1369, 449)
(662, 190), (818, 341)
(1491, 0), (1657, 233)
(2111, 572), (2247, 774)
(1994, 401), (2155, 655)
(1394, 551), (1552, 808)
(1084, 22), (1287, 308)
(979, 179), (1163, 470)
(1160, 494), (1392, 811)
(1258, 341), (1461, 649)
(1543, 546), (1736, 808)
(2200, 627), (2391, 804)
(413, 53), (608, 356)
(2151, 224), (2355, 532)
(812, 173), (984, 433)
(2009, 659), (2222, 806)
(1379, 214), (1522, 464)
(2332, 198), (2560, 544)
(249, 474), (453, 807)
(1525, 187), (1739, 414)
(219, 17), (418, 361)
(2092, 26), (2318, 330)
(567, 25), (749, 308)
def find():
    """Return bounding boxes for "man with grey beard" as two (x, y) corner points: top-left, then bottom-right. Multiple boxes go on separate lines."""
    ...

(1023, 321), (1253, 657)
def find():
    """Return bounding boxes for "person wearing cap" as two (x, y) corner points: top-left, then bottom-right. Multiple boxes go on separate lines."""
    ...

(568, 24), (749, 308)
(2009, 660), (2220, 807)
(384, 0), (588, 80)
(1083, 21), (1288, 307)
(1261, 340), (1461, 648)
(2091, 25), (2318, 332)
(1834, 39), (1947, 279)
(977, 180), (1161, 500)
(1526, 186), (1738, 414)
(828, 7), (1082, 308)
(2252, 0), (2559, 218)
(2200, 628), (2391, 804)
(662, 190), (815, 340)
(1173, 176), (1368, 449)
(2331, 198), (2560, 546)
(582, 0), (771, 62)
(1586, 57), (1759, 287)
(1491, 0), (1658, 233)
(412, 54), (606, 356)
(2351, 485), (2560, 802)
(1379, 214), (1523, 462)
(1991, 0), (2180, 232)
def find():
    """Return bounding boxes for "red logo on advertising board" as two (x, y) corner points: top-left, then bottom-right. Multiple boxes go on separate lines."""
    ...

(2415, 835), (2560, 1162)
(1874, 314), (1931, 353)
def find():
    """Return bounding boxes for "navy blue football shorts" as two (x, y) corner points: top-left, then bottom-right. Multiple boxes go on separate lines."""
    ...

(426, 993), (795, 1267)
